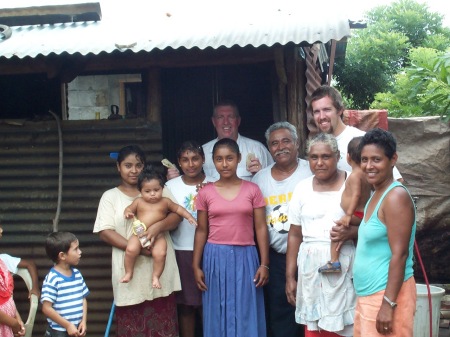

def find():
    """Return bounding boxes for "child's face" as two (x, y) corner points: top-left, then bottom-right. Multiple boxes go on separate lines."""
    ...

(63, 240), (82, 266)
(178, 150), (204, 179)
(141, 179), (164, 204)
(213, 146), (241, 179)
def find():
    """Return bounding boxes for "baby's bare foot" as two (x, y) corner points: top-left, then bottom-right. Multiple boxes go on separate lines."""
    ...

(120, 273), (132, 283)
(152, 276), (162, 289)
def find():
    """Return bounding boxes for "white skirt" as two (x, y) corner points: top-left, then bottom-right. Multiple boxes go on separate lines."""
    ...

(296, 241), (356, 335)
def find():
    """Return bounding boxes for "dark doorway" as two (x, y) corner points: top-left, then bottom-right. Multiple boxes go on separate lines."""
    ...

(161, 62), (274, 164)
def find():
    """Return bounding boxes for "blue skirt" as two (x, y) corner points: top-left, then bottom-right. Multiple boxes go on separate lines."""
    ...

(202, 242), (266, 337)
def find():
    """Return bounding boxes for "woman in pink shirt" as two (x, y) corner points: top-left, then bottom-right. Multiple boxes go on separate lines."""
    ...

(193, 138), (269, 337)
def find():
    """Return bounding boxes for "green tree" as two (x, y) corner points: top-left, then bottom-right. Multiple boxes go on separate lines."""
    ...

(366, 0), (448, 50)
(372, 48), (450, 120)
(334, 0), (450, 110)
(334, 22), (409, 109)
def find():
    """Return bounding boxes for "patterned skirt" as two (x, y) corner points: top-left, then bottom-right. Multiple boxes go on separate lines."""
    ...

(116, 294), (178, 337)
(202, 242), (266, 337)
(0, 297), (16, 337)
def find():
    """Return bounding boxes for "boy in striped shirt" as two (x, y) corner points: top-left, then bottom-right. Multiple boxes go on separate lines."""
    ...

(41, 232), (89, 337)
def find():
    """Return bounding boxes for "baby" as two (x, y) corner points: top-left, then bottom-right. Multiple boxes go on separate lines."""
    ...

(319, 137), (372, 273)
(121, 166), (197, 288)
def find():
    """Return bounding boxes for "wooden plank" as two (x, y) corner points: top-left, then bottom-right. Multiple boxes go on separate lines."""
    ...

(0, 3), (101, 26)
(0, 46), (275, 76)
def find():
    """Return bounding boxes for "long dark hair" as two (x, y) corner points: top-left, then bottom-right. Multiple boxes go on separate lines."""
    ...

(117, 145), (146, 165)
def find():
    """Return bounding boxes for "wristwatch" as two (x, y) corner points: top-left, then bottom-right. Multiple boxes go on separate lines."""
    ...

(383, 295), (397, 308)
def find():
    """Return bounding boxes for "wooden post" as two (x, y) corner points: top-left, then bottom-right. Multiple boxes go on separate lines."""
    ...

(274, 46), (287, 121)
(143, 68), (161, 123)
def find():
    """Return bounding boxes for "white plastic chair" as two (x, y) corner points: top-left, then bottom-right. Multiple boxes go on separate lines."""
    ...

(15, 268), (38, 337)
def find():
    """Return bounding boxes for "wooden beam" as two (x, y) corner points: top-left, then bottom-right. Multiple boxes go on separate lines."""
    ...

(143, 68), (161, 123)
(0, 2), (101, 26)
(0, 45), (276, 76)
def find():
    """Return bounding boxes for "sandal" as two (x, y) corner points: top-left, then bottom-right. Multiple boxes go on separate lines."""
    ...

(318, 261), (341, 273)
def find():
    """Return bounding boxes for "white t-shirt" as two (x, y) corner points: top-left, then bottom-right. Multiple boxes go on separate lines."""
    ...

(166, 175), (214, 250)
(252, 159), (313, 253)
(336, 126), (402, 180)
(203, 134), (274, 181)
(288, 175), (347, 243)
(0, 254), (20, 273)
(93, 187), (181, 306)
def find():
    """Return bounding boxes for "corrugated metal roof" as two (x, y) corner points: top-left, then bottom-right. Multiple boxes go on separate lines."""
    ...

(0, 1), (351, 59)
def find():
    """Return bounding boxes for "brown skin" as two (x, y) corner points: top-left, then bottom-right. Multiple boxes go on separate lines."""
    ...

(267, 128), (300, 180)
(192, 145), (269, 291)
(42, 241), (87, 337)
(99, 153), (182, 257)
(0, 310), (25, 336)
(17, 259), (40, 298)
(0, 227), (32, 336)
(175, 149), (206, 337)
(361, 144), (414, 335)
(285, 142), (345, 305)
(330, 155), (372, 259)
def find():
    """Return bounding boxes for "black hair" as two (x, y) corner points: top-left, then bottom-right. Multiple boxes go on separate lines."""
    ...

(117, 145), (146, 165)
(358, 128), (397, 159)
(212, 138), (240, 158)
(348, 136), (363, 163)
(176, 140), (205, 160)
(45, 231), (78, 263)
(138, 165), (166, 190)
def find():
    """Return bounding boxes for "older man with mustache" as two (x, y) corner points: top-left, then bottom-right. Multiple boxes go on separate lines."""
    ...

(252, 121), (312, 337)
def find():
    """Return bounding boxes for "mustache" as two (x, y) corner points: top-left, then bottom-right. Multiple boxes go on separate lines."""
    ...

(275, 150), (290, 156)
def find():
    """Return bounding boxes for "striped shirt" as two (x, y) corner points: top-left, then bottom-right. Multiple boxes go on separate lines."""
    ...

(41, 267), (89, 331)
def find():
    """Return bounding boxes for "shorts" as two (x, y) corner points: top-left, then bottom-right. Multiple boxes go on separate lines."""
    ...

(45, 326), (69, 337)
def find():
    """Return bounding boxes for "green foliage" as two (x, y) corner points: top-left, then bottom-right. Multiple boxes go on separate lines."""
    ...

(366, 0), (446, 49)
(407, 51), (450, 120)
(335, 0), (450, 113)
(371, 48), (450, 120)
(334, 24), (409, 109)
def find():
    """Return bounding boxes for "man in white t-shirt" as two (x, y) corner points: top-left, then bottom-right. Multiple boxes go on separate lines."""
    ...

(310, 85), (403, 249)
(252, 121), (312, 337)
(167, 100), (273, 181)
(310, 85), (403, 181)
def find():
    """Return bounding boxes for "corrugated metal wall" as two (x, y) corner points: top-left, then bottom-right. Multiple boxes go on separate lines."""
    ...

(0, 118), (163, 337)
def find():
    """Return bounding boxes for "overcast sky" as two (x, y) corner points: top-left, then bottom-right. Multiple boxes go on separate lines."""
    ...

(4, 0), (450, 27)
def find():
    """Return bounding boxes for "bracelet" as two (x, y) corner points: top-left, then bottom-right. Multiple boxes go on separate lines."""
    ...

(260, 264), (269, 270)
